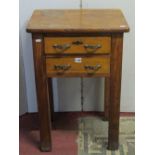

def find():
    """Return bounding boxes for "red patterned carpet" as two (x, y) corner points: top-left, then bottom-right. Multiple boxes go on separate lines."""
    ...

(19, 113), (79, 155)
(20, 130), (77, 155)
(19, 112), (134, 155)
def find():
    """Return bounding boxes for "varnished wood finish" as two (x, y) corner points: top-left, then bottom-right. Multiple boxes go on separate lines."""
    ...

(108, 33), (123, 150)
(32, 34), (51, 151)
(27, 9), (129, 152)
(46, 56), (110, 77)
(104, 77), (110, 120)
(27, 9), (129, 33)
(44, 36), (111, 54)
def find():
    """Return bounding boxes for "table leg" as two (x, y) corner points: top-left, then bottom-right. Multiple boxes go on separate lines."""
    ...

(104, 77), (110, 120)
(32, 34), (51, 151)
(108, 33), (123, 150)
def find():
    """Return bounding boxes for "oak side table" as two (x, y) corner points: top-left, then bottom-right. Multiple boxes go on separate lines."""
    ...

(26, 9), (129, 152)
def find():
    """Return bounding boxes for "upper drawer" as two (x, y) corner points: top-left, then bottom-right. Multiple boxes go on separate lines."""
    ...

(44, 37), (111, 54)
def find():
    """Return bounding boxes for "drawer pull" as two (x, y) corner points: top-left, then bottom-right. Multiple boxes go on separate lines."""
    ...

(84, 64), (101, 74)
(53, 44), (71, 53)
(54, 64), (71, 73)
(84, 44), (102, 53)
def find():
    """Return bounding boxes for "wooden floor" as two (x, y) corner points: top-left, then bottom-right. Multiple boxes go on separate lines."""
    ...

(19, 112), (134, 155)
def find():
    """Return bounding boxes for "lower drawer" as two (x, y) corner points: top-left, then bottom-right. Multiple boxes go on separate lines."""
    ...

(46, 56), (110, 77)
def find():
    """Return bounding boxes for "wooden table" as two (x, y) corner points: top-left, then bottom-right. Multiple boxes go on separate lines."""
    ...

(27, 9), (129, 152)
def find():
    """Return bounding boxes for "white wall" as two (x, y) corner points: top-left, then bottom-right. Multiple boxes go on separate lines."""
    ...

(19, 34), (28, 115)
(19, 0), (80, 112)
(19, 0), (135, 113)
(82, 0), (135, 112)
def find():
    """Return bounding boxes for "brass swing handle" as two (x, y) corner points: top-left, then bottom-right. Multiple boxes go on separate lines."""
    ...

(53, 44), (71, 53)
(84, 64), (101, 74)
(84, 44), (102, 53)
(54, 64), (71, 73)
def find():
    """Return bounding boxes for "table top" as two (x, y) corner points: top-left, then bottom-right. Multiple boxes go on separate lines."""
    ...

(27, 9), (129, 33)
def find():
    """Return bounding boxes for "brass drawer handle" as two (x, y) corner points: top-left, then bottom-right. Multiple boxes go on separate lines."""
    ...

(84, 64), (101, 74)
(54, 64), (71, 73)
(84, 44), (102, 53)
(53, 44), (71, 53)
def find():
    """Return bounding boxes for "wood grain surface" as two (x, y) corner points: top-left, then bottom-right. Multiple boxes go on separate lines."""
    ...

(44, 36), (111, 54)
(27, 9), (129, 33)
(108, 33), (123, 150)
(46, 56), (110, 77)
(32, 34), (52, 151)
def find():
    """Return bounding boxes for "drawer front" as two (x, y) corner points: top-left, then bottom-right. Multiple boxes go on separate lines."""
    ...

(46, 56), (110, 77)
(44, 37), (111, 54)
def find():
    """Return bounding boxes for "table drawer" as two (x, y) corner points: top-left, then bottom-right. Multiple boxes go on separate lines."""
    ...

(46, 56), (110, 77)
(44, 37), (111, 54)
